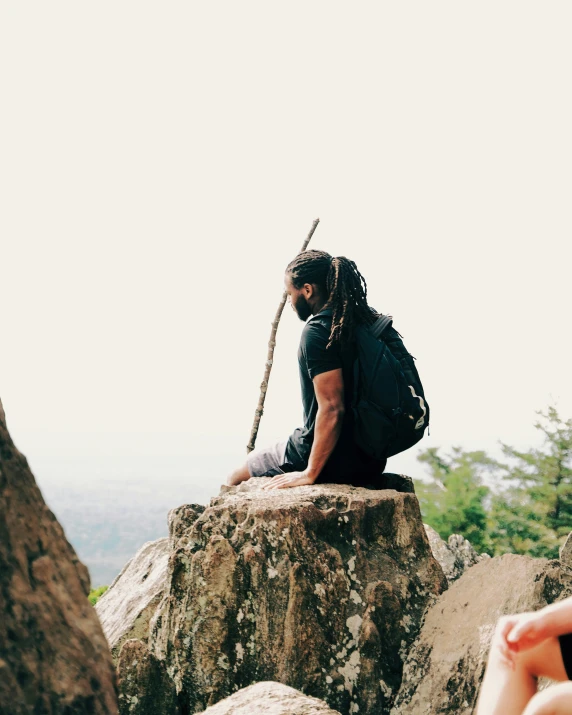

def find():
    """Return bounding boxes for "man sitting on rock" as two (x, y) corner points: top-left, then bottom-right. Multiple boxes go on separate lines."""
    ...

(227, 250), (413, 492)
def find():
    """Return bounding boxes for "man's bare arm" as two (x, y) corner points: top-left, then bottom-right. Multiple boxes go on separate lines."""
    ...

(304, 368), (346, 482)
(263, 368), (345, 490)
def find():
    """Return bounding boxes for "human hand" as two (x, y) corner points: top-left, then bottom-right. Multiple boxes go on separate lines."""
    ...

(262, 471), (315, 490)
(496, 612), (549, 668)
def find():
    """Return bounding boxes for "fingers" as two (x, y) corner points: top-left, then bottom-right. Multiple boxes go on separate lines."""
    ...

(497, 637), (516, 669)
(496, 617), (519, 669)
(262, 475), (293, 491)
(500, 617), (517, 641)
(507, 620), (535, 645)
(501, 618), (520, 653)
(261, 473), (311, 490)
(264, 478), (289, 490)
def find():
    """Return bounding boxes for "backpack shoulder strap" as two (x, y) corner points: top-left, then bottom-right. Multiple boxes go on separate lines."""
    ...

(369, 314), (393, 340)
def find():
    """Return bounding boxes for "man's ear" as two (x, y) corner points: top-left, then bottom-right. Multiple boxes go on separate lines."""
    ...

(302, 283), (314, 299)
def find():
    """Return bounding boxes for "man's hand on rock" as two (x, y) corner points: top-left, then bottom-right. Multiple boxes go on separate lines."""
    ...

(262, 472), (315, 490)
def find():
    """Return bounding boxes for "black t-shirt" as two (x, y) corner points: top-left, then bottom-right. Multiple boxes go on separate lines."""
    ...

(285, 309), (384, 484)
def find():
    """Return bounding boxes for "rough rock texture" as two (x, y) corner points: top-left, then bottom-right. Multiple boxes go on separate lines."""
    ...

(117, 639), (179, 715)
(147, 479), (447, 715)
(0, 398), (118, 714)
(560, 531), (572, 571)
(96, 537), (170, 660)
(391, 553), (572, 715)
(200, 681), (342, 714)
(424, 524), (489, 584)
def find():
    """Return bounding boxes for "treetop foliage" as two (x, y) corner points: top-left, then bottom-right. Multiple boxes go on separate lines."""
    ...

(417, 406), (572, 559)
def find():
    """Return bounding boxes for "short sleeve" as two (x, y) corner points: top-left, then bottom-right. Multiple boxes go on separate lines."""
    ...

(300, 321), (342, 380)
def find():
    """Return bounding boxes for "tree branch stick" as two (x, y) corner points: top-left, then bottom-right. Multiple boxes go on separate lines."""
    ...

(246, 218), (320, 453)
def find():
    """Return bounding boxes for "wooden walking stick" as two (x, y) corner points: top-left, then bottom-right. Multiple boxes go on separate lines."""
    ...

(246, 218), (320, 453)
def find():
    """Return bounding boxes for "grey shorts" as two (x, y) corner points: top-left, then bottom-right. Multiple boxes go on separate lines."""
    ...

(246, 439), (291, 478)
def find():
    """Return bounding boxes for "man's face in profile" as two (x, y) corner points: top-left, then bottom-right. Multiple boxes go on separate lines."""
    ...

(292, 292), (312, 321)
(285, 273), (313, 321)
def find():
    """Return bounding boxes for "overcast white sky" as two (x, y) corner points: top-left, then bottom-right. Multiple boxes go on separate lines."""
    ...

(1, 2), (571, 500)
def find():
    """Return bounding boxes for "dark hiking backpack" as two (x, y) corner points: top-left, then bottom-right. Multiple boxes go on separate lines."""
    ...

(352, 315), (429, 460)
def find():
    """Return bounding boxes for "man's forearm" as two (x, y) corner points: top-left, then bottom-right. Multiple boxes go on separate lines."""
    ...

(305, 406), (345, 482)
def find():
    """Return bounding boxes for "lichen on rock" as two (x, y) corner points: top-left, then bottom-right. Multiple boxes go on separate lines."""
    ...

(143, 478), (446, 714)
(117, 639), (179, 715)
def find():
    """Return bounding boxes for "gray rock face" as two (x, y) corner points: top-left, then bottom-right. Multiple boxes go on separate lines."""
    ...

(200, 681), (342, 714)
(0, 398), (118, 714)
(391, 553), (572, 715)
(146, 479), (447, 715)
(117, 639), (179, 715)
(424, 524), (488, 584)
(560, 531), (572, 572)
(96, 537), (170, 660)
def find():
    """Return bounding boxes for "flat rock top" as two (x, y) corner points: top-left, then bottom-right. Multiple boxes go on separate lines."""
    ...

(201, 681), (342, 714)
(216, 479), (407, 509)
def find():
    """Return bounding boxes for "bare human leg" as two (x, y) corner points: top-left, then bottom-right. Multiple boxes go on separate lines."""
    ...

(226, 463), (251, 486)
(476, 618), (568, 715)
(522, 682), (572, 715)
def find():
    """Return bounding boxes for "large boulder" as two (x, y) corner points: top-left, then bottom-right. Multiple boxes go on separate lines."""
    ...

(0, 398), (118, 714)
(200, 681), (342, 714)
(391, 553), (572, 715)
(147, 479), (447, 715)
(96, 537), (170, 660)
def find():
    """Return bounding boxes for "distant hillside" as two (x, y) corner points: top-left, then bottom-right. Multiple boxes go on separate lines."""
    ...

(39, 477), (213, 586)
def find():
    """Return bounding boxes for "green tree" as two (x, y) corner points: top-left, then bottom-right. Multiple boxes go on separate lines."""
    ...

(490, 406), (572, 558)
(416, 446), (495, 553)
(88, 585), (108, 606)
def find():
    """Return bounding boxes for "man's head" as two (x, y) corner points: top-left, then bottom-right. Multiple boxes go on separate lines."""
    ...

(284, 257), (329, 322)
(284, 275), (315, 322)
(284, 249), (376, 348)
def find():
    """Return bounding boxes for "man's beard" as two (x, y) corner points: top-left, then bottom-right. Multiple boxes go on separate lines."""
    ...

(293, 294), (312, 321)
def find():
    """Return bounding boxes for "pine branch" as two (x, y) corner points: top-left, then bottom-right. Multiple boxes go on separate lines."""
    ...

(246, 218), (320, 454)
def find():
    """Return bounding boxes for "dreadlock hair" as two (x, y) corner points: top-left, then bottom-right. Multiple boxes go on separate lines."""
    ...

(286, 249), (378, 349)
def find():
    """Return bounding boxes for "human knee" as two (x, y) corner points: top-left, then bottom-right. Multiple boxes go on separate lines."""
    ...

(226, 465), (250, 486)
(226, 470), (240, 486)
(522, 683), (572, 715)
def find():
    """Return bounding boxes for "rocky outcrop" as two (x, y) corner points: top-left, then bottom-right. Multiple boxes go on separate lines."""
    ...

(424, 524), (489, 584)
(200, 681), (342, 714)
(560, 531), (572, 571)
(391, 553), (572, 715)
(0, 398), (118, 714)
(145, 479), (447, 715)
(96, 537), (170, 660)
(117, 639), (179, 715)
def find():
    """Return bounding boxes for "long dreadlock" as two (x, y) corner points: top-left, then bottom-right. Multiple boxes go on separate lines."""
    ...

(286, 249), (378, 349)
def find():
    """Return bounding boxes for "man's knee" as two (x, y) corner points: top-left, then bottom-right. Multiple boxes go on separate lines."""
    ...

(523, 683), (572, 715)
(227, 464), (251, 486)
